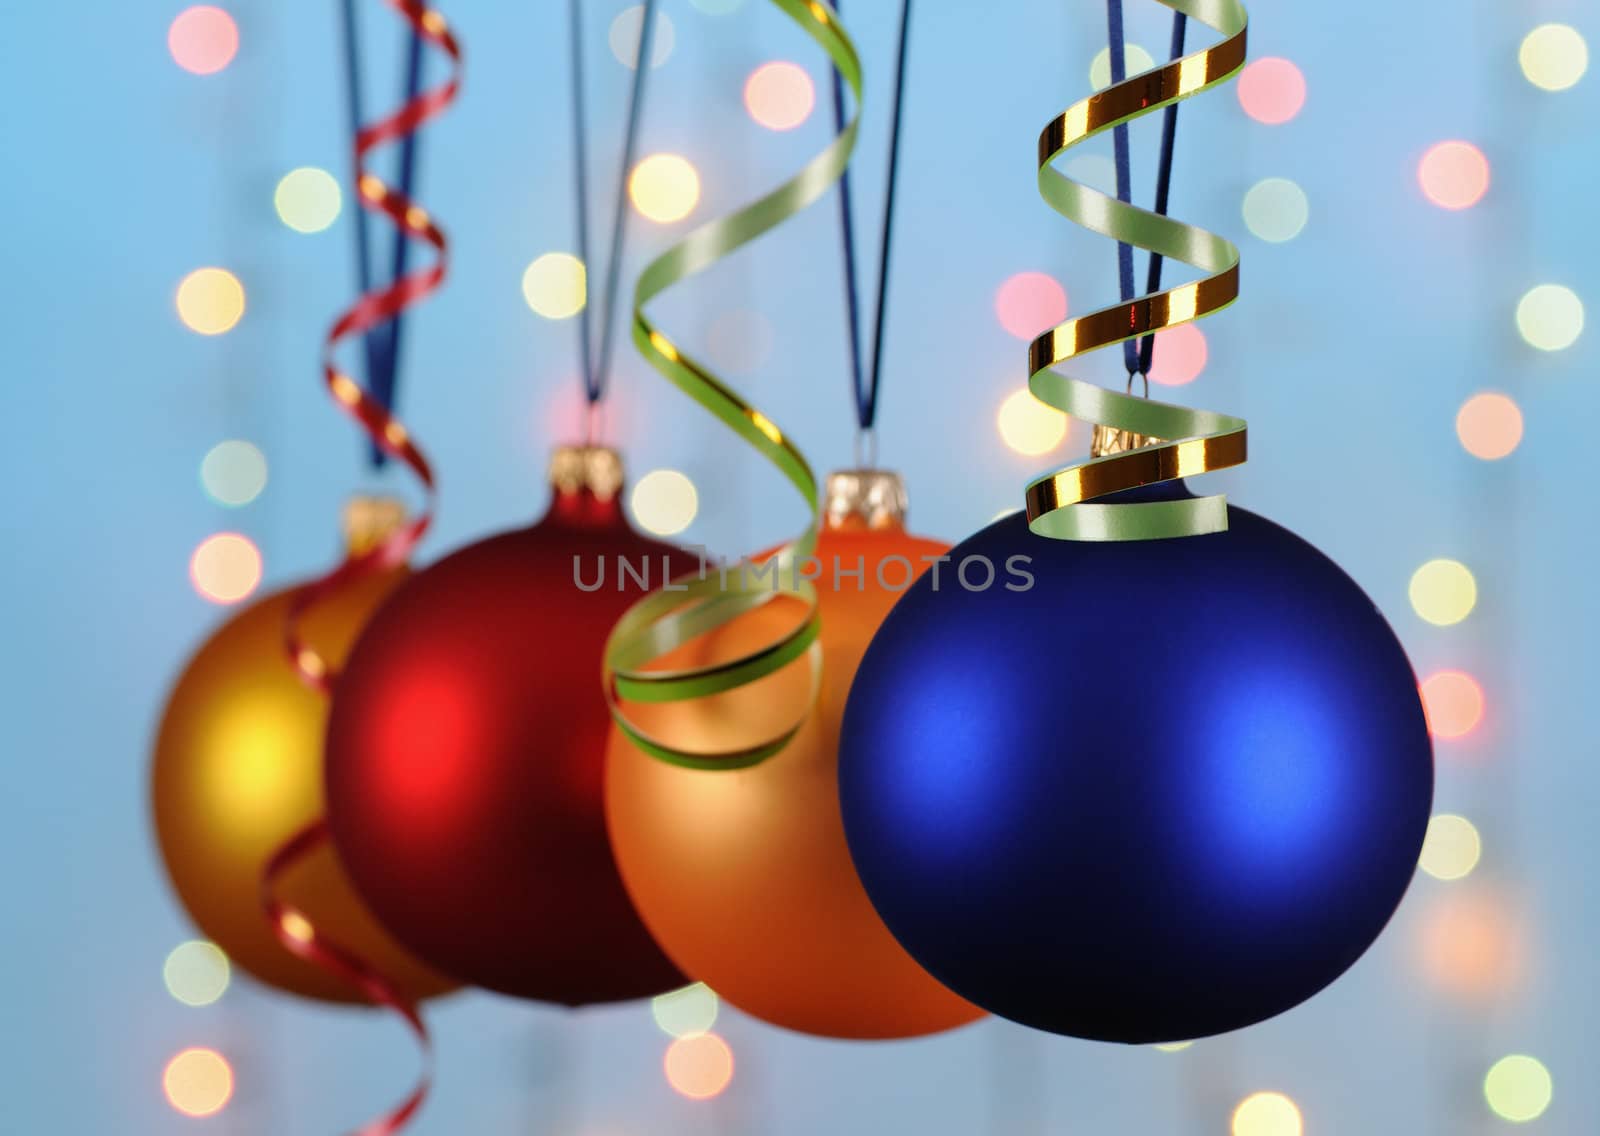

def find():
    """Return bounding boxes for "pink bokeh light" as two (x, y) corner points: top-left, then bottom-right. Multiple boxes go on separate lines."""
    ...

(1147, 324), (1208, 386)
(1237, 58), (1306, 125)
(169, 7), (239, 76)
(994, 272), (1068, 342)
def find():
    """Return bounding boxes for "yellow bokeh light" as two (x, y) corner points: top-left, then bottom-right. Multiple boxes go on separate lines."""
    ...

(176, 268), (246, 335)
(274, 167), (342, 233)
(1090, 44), (1156, 91)
(1484, 1055), (1552, 1123)
(997, 388), (1068, 456)
(200, 440), (268, 507)
(745, 61), (815, 131)
(522, 253), (587, 320)
(1516, 284), (1584, 351)
(1408, 558), (1476, 626)
(163, 940), (231, 1007)
(1154, 1041), (1194, 1053)
(629, 153), (700, 223)
(190, 533), (263, 605)
(1456, 392), (1523, 461)
(1520, 24), (1587, 92)
(1232, 1091), (1303, 1136)
(1419, 814), (1482, 881)
(631, 469), (699, 537)
(163, 1048), (234, 1118)
(1242, 178), (1309, 242)
(664, 1033), (734, 1100)
(652, 982), (719, 1038)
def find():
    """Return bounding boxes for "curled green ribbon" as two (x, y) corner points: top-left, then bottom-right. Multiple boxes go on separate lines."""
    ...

(602, 0), (861, 770)
(1025, 0), (1250, 541)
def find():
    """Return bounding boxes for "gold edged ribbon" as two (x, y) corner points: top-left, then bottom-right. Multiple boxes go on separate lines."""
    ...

(601, 0), (861, 770)
(1025, 0), (1249, 541)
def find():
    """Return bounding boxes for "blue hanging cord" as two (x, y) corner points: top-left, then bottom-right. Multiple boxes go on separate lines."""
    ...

(830, 0), (915, 435)
(368, 23), (428, 440)
(337, 0), (383, 410)
(1106, 0), (1187, 381)
(570, 0), (660, 409)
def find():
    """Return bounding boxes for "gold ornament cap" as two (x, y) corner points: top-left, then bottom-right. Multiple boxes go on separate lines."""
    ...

(1089, 424), (1164, 459)
(825, 469), (908, 531)
(342, 495), (410, 556)
(549, 444), (624, 501)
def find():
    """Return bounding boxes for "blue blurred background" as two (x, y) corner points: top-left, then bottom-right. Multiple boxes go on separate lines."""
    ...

(2, 0), (1596, 1131)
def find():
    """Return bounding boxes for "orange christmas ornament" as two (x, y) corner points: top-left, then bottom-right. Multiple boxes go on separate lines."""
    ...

(151, 500), (456, 1004)
(606, 471), (984, 1039)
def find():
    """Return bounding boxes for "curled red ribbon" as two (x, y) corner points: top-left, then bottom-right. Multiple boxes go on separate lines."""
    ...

(265, 4), (462, 1134)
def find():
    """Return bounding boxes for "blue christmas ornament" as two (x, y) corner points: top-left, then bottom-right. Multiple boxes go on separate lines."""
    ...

(838, 488), (1433, 1043)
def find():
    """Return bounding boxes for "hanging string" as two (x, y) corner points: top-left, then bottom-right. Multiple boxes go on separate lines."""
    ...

(569, 0), (660, 410)
(829, 0), (914, 436)
(339, 1), (428, 466)
(1107, 0), (1187, 381)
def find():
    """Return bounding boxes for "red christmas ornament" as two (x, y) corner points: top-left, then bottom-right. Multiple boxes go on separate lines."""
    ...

(324, 446), (690, 1004)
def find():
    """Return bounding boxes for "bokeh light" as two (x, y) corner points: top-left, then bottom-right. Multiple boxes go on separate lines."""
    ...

(1456, 392), (1523, 460)
(745, 61), (815, 131)
(522, 253), (587, 319)
(1408, 558), (1476, 626)
(1417, 887), (1526, 1000)
(163, 1048), (234, 1118)
(664, 1033), (734, 1100)
(995, 271), (1067, 341)
(274, 167), (342, 233)
(169, 6), (239, 75)
(706, 309), (774, 375)
(1484, 1055), (1553, 1122)
(1515, 284), (1584, 351)
(1090, 44), (1155, 91)
(1420, 671), (1484, 739)
(1418, 141), (1490, 210)
(1237, 58), (1306, 124)
(190, 533), (263, 605)
(1520, 25), (1587, 92)
(1148, 324), (1208, 386)
(1154, 1041), (1194, 1053)
(629, 154), (700, 223)
(200, 440), (268, 507)
(1231, 1091), (1303, 1136)
(1419, 814), (1482, 881)
(609, 6), (675, 69)
(176, 268), (246, 335)
(1242, 178), (1309, 242)
(997, 389), (1068, 456)
(652, 983), (719, 1038)
(630, 469), (699, 536)
(163, 941), (231, 1007)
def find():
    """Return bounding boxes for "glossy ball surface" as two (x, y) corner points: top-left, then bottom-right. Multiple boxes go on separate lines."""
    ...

(839, 500), (1433, 1042)
(325, 490), (689, 1004)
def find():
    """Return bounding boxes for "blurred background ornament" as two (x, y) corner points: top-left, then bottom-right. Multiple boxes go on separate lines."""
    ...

(607, 470), (982, 1038)
(151, 500), (456, 1004)
(324, 447), (691, 1003)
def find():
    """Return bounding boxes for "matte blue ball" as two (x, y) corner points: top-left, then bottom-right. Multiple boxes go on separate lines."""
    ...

(838, 489), (1433, 1043)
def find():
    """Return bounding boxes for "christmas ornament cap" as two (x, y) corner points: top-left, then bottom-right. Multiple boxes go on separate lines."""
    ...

(549, 443), (624, 501)
(341, 494), (410, 555)
(825, 468), (908, 532)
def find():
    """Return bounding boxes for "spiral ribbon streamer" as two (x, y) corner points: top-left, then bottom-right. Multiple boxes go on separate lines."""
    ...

(1025, 0), (1248, 541)
(600, 0), (861, 771)
(267, 4), (461, 1133)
